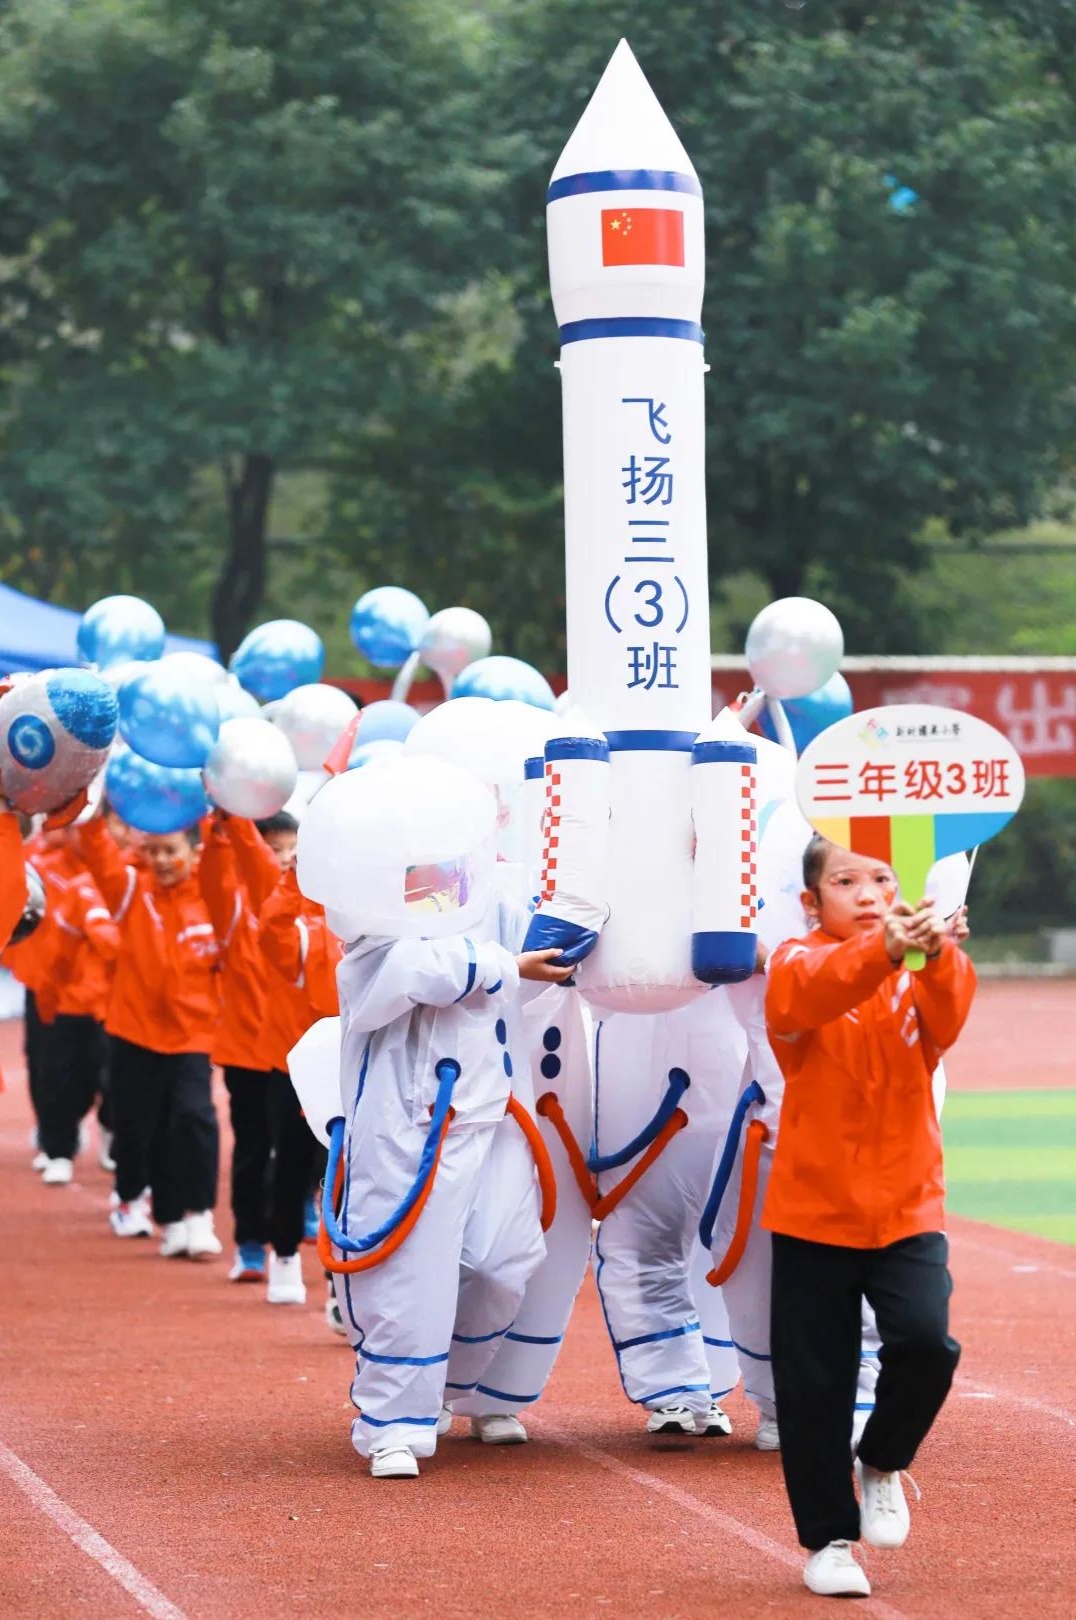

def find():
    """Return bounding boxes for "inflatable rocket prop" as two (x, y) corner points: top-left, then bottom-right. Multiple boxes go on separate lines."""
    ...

(523, 41), (757, 1012)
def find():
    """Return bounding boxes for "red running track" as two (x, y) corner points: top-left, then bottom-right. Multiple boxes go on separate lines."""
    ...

(0, 996), (1073, 1620)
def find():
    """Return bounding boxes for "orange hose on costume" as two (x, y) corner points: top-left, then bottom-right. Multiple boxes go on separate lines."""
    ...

(706, 1118), (769, 1287)
(318, 1107), (454, 1275)
(536, 1092), (597, 1211)
(592, 1109), (688, 1221)
(506, 1095), (557, 1231)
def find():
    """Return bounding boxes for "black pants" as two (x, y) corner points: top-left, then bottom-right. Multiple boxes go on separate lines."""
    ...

(109, 1037), (219, 1226)
(223, 1064), (317, 1257)
(24, 990), (46, 1135)
(771, 1230), (961, 1550)
(37, 1015), (107, 1160)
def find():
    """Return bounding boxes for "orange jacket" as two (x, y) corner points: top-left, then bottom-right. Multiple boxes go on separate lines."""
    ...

(0, 812), (27, 954)
(258, 868), (341, 1071)
(198, 821), (272, 1071)
(79, 819), (220, 1055)
(2, 840), (73, 993)
(34, 871), (119, 1023)
(763, 928), (976, 1249)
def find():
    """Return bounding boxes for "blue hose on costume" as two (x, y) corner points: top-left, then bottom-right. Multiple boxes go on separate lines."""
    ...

(321, 1057), (460, 1254)
(698, 1079), (765, 1250)
(586, 1067), (690, 1173)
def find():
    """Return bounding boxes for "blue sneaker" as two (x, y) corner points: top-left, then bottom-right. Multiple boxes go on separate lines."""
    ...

(228, 1242), (267, 1282)
(303, 1197), (319, 1244)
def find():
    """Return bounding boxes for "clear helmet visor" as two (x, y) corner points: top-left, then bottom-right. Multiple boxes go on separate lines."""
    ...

(404, 856), (473, 919)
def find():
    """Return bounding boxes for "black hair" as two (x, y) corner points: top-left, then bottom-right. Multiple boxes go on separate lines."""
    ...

(802, 832), (832, 892)
(255, 810), (299, 838)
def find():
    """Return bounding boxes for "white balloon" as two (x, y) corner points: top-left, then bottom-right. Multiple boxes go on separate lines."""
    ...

(926, 851), (972, 918)
(215, 677), (262, 722)
(203, 718), (299, 819)
(271, 683), (357, 771)
(745, 597), (844, 700)
(100, 659), (154, 692)
(296, 754), (496, 940)
(160, 651), (229, 687)
(418, 607), (492, 687)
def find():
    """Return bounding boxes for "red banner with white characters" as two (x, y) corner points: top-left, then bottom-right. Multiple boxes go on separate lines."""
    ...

(709, 667), (1076, 778)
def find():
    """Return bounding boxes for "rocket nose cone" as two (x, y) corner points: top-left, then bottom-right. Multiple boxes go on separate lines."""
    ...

(550, 38), (698, 185)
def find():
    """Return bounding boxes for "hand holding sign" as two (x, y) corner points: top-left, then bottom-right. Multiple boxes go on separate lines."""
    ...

(797, 705), (1024, 969)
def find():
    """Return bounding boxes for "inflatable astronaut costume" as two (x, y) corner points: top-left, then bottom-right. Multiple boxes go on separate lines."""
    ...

(294, 756), (552, 1478)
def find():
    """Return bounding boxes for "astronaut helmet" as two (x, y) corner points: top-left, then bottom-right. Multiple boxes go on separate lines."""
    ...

(296, 753), (496, 941)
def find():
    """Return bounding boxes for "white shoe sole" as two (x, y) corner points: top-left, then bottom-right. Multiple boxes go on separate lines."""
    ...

(370, 1454), (419, 1479)
(267, 1290), (307, 1305)
(804, 1571), (871, 1598)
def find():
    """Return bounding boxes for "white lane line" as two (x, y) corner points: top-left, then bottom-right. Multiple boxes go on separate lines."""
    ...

(0, 1439), (189, 1620)
(955, 1375), (1076, 1433)
(952, 1230), (1076, 1282)
(538, 1428), (908, 1620)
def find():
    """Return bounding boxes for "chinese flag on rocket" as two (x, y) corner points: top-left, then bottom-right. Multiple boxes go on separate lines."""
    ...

(601, 207), (685, 268)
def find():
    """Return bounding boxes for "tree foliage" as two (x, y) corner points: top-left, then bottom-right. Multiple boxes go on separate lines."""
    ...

(0, 0), (499, 654)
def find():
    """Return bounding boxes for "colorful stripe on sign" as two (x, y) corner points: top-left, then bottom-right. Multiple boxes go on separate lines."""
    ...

(812, 809), (1016, 867)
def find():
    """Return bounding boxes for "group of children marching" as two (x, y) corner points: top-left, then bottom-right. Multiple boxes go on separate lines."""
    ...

(1, 758), (977, 1602)
(3, 799), (345, 1322)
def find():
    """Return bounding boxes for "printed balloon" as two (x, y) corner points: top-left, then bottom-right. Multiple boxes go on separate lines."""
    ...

(77, 596), (166, 671)
(230, 620), (325, 702)
(0, 668), (118, 814)
(117, 660), (220, 769)
(203, 718), (298, 819)
(105, 742), (207, 834)
(349, 587), (429, 670)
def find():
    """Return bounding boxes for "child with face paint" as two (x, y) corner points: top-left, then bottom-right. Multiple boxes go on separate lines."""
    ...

(763, 835), (976, 1601)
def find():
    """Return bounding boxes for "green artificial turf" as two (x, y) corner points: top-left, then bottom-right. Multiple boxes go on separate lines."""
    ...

(942, 1089), (1076, 1245)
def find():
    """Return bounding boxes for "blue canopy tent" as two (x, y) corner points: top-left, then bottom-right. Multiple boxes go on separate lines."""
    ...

(0, 583), (216, 674)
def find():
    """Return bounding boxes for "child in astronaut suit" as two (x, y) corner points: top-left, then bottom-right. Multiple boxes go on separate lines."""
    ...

(332, 913), (570, 1478)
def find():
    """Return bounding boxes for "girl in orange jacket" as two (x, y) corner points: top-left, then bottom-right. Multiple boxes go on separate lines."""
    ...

(31, 843), (119, 1183)
(79, 816), (222, 1259)
(218, 814), (340, 1307)
(763, 834), (975, 1601)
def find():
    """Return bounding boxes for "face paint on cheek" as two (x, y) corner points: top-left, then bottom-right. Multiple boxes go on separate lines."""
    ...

(881, 883), (897, 907)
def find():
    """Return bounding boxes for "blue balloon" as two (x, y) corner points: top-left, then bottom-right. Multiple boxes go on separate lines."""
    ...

(118, 662), (220, 768)
(354, 699), (420, 745)
(105, 744), (207, 834)
(348, 738), (406, 770)
(78, 596), (165, 671)
(759, 671), (853, 755)
(451, 656), (555, 711)
(230, 620), (324, 702)
(350, 587), (429, 670)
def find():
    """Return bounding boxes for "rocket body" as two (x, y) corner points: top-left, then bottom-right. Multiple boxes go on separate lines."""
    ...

(525, 41), (756, 1011)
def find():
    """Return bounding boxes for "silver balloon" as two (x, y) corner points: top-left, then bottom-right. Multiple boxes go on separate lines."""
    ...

(271, 683), (357, 771)
(203, 718), (298, 819)
(417, 607), (492, 691)
(12, 862), (47, 944)
(745, 597), (844, 701)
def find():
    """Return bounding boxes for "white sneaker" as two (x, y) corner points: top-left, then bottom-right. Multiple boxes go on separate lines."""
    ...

(370, 1446), (419, 1479)
(109, 1196), (153, 1238)
(803, 1541), (871, 1598)
(755, 1417), (781, 1451)
(325, 1285), (348, 1337)
(185, 1210), (223, 1259)
(856, 1457), (914, 1549)
(696, 1399), (732, 1437)
(437, 1406), (454, 1437)
(31, 1150), (49, 1173)
(42, 1157), (74, 1185)
(159, 1220), (190, 1258)
(97, 1129), (116, 1172)
(469, 1413), (527, 1445)
(267, 1252), (306, 1304)
(646, 1405), (697, 1436)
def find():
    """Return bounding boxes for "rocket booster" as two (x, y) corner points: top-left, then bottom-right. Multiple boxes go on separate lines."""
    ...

(524, 41), (757, 1012)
